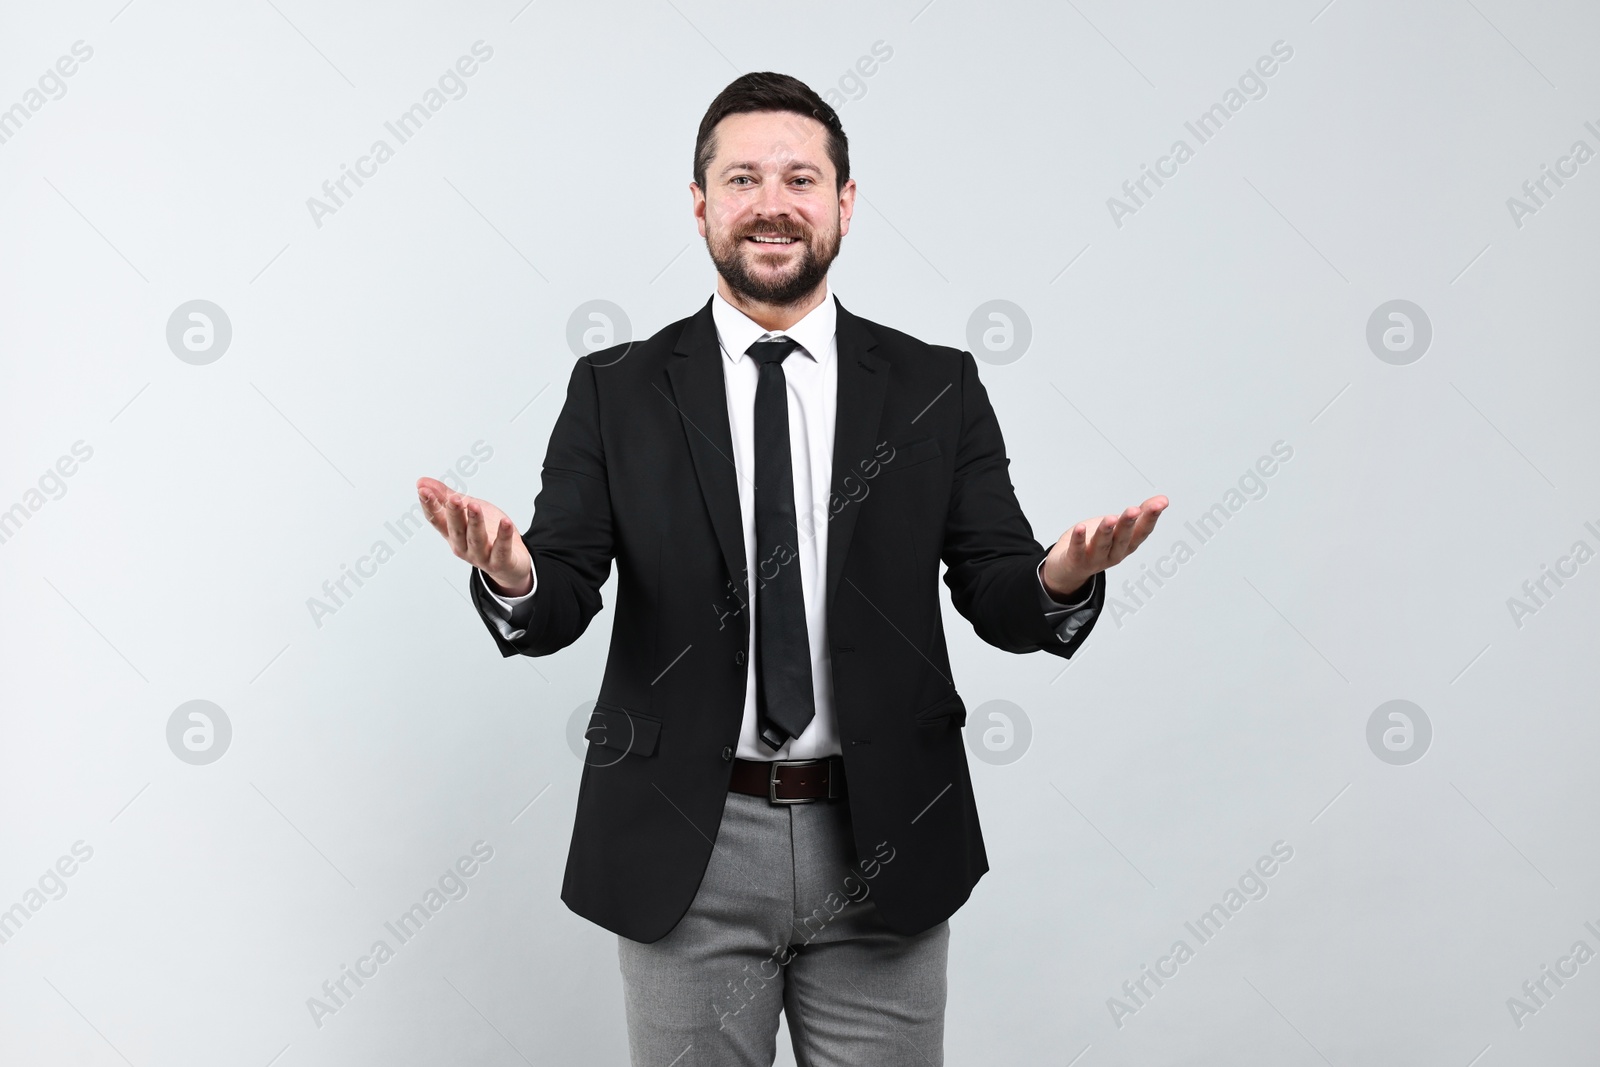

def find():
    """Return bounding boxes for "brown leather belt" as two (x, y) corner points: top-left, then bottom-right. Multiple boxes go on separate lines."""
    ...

(729, 756), (847, 804)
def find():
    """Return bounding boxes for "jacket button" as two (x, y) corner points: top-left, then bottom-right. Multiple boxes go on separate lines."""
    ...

(721, 746), (734, 761)
(734, 651), (745, 666)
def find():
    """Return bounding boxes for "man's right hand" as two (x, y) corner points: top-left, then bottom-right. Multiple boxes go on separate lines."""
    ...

(417, 476), (534, 597)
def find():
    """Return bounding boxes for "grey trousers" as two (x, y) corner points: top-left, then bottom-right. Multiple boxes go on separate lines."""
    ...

(616, 789), (949, 1066)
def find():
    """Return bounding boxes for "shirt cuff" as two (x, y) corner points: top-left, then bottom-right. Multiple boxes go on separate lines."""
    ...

(477, 565), (537, 640)
(1037, 564), (1098, 645)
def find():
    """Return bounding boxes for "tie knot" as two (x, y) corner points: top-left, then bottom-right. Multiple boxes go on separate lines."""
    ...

(747, 336), (800, 366)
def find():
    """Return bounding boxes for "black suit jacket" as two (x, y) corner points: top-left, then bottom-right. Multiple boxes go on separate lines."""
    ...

(471, 294), (1104, 942)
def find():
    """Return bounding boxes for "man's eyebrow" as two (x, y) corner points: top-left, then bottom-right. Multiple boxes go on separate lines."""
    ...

(718, 159), (824, 177)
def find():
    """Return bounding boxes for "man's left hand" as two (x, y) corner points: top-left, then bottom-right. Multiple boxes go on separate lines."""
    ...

(1041, 495), (1170, 600)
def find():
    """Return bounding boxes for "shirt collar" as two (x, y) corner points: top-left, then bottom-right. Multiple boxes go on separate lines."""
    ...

(712, 282), (836, 366)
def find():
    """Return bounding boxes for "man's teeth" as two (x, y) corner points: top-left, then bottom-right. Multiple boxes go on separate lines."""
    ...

(749, 235), (797, 243)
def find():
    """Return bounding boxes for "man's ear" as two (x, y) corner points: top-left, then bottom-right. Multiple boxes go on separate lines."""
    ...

(690, 182), (708, 238)
(838, 177), (857, 237)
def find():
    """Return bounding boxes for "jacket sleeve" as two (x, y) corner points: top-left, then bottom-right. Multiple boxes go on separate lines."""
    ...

(940, 350), (1104, 659)
(469, 356), (613, 657)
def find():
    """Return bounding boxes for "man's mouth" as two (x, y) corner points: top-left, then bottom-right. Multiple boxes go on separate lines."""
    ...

(746, 234), (800, 245)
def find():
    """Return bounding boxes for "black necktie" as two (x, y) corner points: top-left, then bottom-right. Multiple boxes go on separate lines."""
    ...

(748, 336), (816, 751)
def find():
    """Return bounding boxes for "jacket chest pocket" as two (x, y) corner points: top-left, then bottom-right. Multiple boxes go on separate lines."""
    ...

(879, 436), (941, 474)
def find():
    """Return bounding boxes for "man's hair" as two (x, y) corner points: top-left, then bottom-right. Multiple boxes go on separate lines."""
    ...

(693, 72), (850, 194)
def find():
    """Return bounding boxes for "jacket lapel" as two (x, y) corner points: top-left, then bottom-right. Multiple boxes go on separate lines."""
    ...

(825, 296), (888, 617)
(666, 297), (748, 602)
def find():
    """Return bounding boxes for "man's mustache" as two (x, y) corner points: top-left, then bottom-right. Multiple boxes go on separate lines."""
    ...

(740, 227), (807, 240)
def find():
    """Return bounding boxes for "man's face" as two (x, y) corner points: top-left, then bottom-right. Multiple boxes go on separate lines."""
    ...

(693, 110), (855, 308)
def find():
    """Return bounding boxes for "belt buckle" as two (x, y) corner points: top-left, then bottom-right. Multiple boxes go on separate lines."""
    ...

(768, 758), (823, 805)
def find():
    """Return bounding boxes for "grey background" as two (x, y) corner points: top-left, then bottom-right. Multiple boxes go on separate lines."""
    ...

(1, 0), (1596, 1064)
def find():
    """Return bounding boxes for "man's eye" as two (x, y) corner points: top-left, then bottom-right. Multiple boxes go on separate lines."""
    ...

(792, 177), (813, 187)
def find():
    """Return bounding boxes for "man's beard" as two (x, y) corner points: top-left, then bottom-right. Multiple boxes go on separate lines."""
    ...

(707, 218), (841, 308)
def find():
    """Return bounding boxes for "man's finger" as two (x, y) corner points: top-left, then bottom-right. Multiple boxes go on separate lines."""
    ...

(464, 500), (490, 567)
(488, 516), (522, 578)
(418, 484), (450, 537)
(1126, 502), (1162, 553)
(1094, 515), (1118, 561)
(1058, 522), (1086, 568)
(442, 494), (470, 557)
(1110, 506), (1140, 558)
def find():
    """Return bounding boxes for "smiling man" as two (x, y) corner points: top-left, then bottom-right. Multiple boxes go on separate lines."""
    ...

(418, 72), (1166, 1066)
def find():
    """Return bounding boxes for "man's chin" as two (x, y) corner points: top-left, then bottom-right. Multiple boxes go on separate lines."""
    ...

(722, 265), (806, 304)
(729, 283), (809, 307)
(743, 261), (802, 286)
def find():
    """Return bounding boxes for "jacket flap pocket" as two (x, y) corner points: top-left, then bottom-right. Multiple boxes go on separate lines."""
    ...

(914, 693), (966, 727)
(586, 703), (661, 758)
(883, 436), (941, 472)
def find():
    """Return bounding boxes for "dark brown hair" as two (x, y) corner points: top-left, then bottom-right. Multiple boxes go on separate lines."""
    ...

(693, 72), (850, 193)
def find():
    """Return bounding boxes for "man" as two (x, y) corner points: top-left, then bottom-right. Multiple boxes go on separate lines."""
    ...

(419, 72), (1166, 1066)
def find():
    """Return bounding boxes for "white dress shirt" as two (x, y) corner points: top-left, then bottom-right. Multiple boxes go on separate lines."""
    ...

(476, 283), (1099, 760)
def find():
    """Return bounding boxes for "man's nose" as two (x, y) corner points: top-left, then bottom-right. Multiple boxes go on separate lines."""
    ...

(751, 175), (791, 218)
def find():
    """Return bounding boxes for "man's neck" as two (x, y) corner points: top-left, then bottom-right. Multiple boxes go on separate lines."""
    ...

(716, 277), (829, 333)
